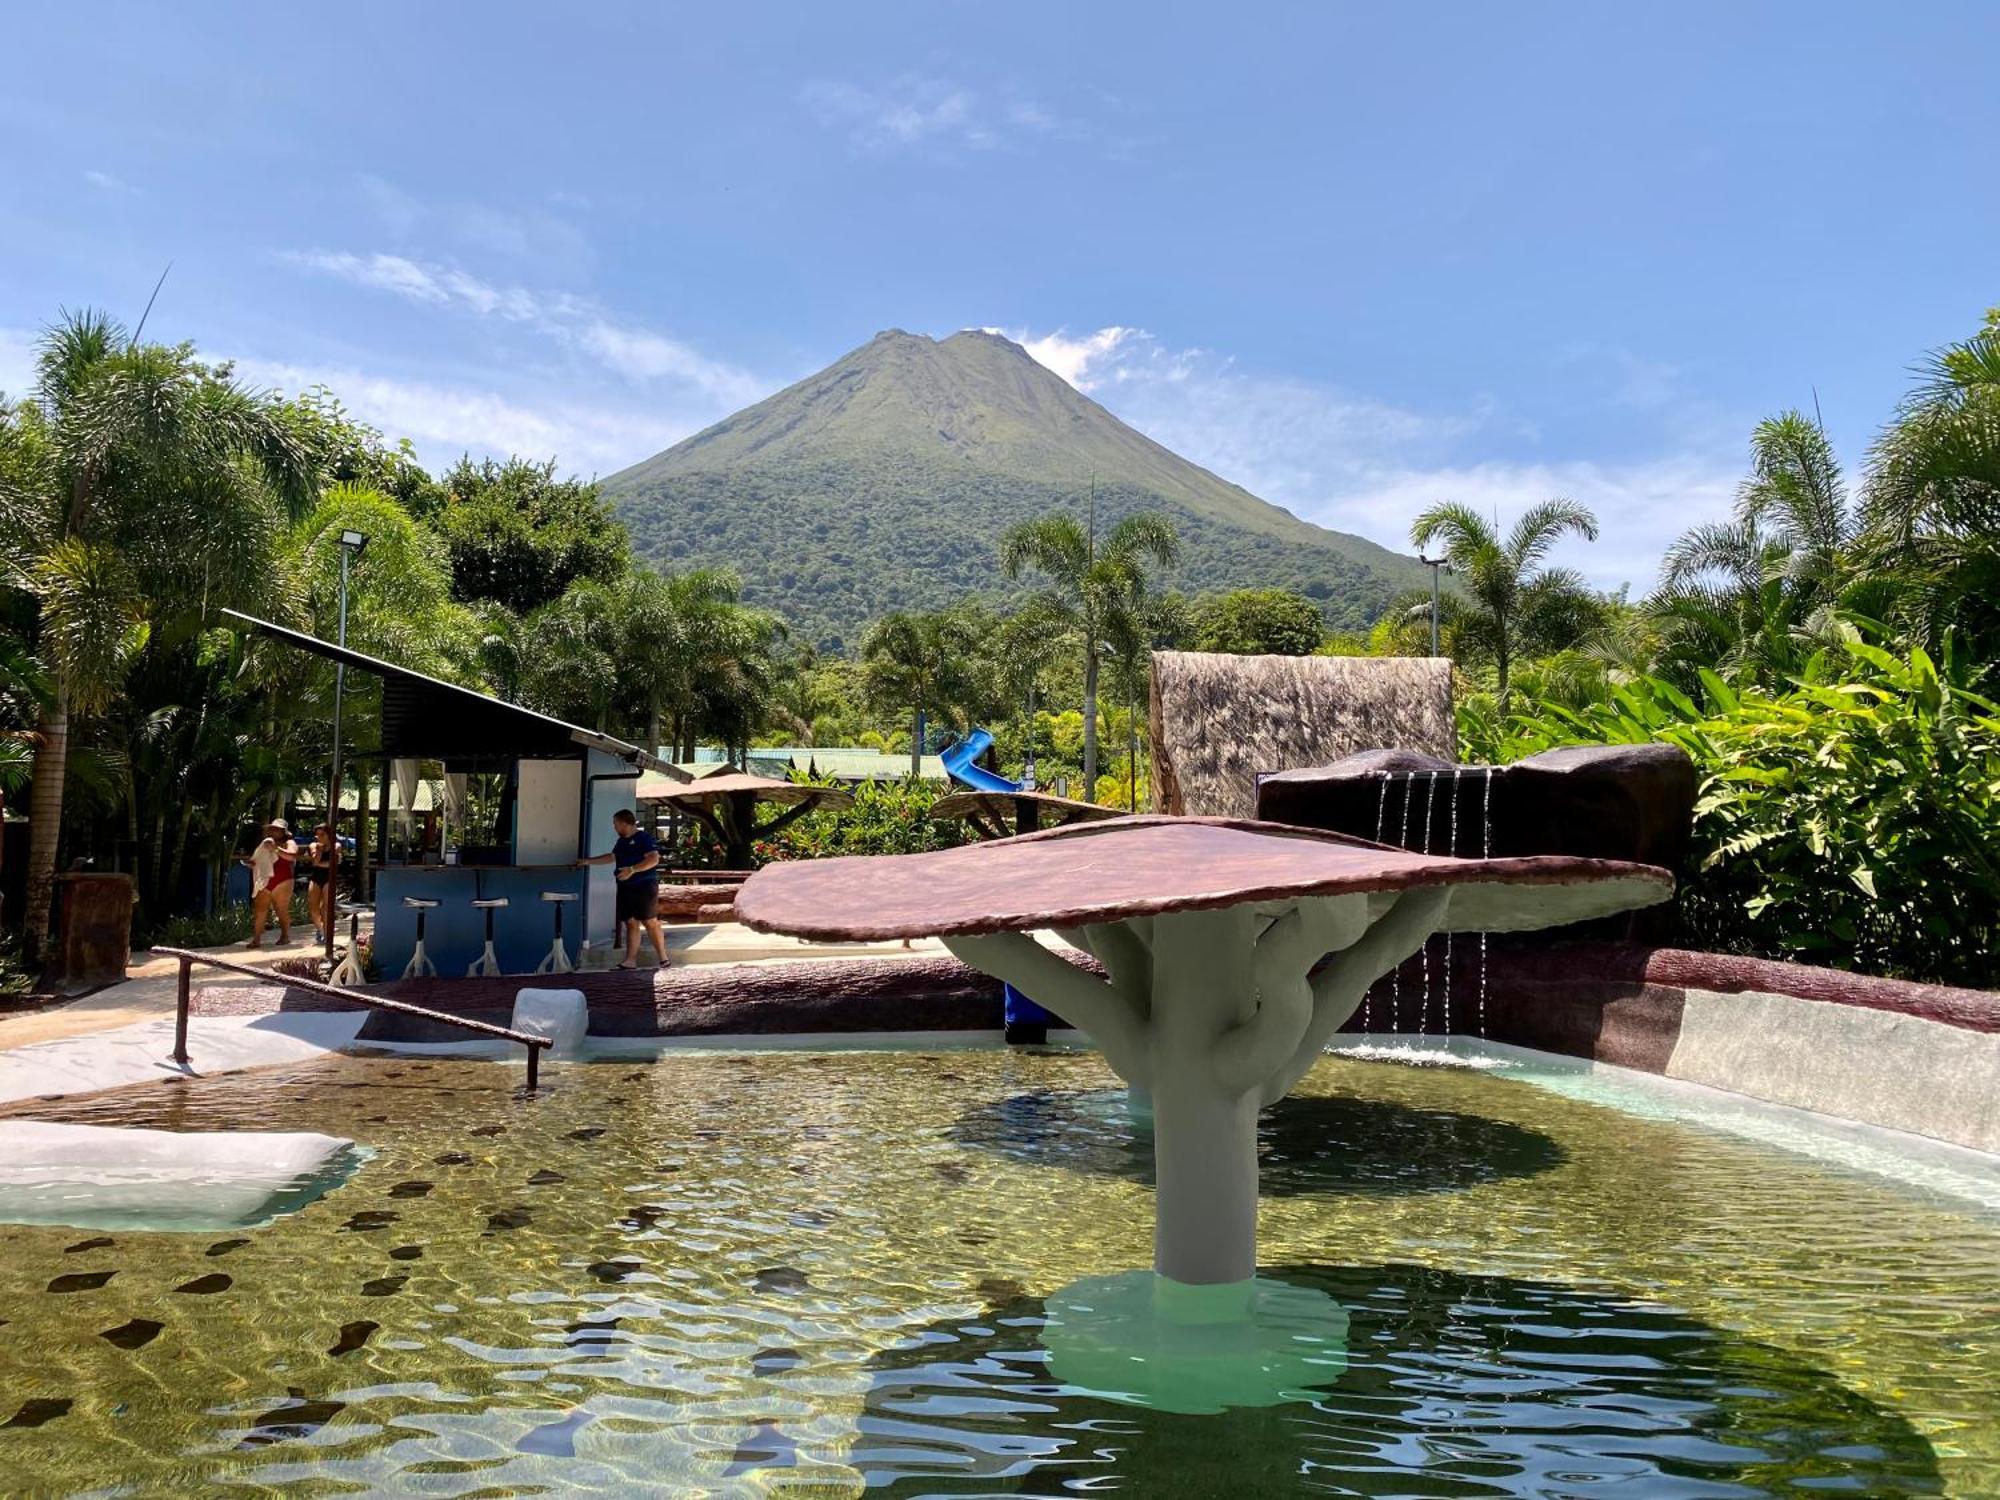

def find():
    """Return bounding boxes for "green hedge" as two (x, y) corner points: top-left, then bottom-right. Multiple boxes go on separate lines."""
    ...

(1461, 639), (2000, 986)
(659, 777), (974, 868)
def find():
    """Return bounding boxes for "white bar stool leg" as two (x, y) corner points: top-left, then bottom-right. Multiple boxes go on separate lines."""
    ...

(467, 897), (508, 978)
(400, 901), (438, 980)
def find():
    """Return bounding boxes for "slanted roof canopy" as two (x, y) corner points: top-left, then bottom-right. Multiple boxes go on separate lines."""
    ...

(737, 814), (1674, 943)
(226, 610), (679, 775)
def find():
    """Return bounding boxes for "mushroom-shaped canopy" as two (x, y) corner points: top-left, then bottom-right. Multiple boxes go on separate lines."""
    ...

(930, 788), (1119, 839)
(642, 771), (856, 813)
(737, 814), (1673, 942)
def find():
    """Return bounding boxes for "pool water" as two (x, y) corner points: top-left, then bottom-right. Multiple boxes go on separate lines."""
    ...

(0, 1047), (1995, 1496)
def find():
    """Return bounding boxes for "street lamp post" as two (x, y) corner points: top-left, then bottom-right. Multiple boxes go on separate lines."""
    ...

(323, 529), (368, 969)
(1418, 553), (1451, 657)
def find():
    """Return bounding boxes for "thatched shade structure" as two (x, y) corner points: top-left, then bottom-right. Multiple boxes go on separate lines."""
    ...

(930, 788), (1119, 841)
(1149, 651), (1454, 819)
(640, 771), (855, 869)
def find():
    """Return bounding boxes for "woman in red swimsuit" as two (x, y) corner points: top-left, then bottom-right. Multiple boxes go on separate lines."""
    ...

(244, 818), (299, 948)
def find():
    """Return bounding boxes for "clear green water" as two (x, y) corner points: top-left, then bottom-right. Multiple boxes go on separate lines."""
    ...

(0, 1048), (1996, 1496)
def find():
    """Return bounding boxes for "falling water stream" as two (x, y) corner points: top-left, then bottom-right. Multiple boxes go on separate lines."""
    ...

(1342, 764), (1498, 1069)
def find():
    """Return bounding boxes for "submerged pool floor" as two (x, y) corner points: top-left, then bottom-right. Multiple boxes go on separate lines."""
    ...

(0, 1048), (1995, 1496)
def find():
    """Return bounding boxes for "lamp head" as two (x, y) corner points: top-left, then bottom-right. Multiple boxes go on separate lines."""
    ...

(338, 529), (369, 556)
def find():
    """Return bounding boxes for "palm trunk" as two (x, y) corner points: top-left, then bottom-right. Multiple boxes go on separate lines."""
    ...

(23, 685), (70, 962)
(165, 796), (197, 916)
(910, 706), (924, 778)
(1082, 647), (1100, 802)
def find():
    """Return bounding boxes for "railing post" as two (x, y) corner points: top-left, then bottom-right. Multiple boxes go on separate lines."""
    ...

(171, 955), (192, 1067)
(525, 1041), (541, 1092)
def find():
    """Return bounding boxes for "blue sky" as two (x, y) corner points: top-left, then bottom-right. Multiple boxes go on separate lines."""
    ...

(4, 3), (1996, 593)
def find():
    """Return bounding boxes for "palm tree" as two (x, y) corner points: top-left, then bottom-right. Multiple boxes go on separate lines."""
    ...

(0, 310), (309, 958)
(1000, 502), (1180, 800)
(1863, 308), (2000, 662)
(1408, 499), (1602, 702)
(860, 609), (986, 777)
(1649, 412), (1864, 687)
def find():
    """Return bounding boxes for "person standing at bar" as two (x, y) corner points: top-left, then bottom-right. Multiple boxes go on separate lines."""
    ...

(576, 809), (668, 969)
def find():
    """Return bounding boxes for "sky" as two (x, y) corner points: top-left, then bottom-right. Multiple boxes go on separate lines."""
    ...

(4, 3), (1997, 595)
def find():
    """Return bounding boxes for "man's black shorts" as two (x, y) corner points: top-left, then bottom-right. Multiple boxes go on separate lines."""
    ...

(616, 880), (659, 923)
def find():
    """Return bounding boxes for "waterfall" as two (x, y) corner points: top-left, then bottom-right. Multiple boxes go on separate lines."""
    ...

(1365, 771), (1390, 1032)
(1442, 765), (1460, 1039)
(1479, 765), (1494, 1039)
(1392, 773), (1413, 1032)
(1418, 770), (1438, 1037)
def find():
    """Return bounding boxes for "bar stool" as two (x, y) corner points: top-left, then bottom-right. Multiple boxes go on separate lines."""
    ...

(468, 896), (509, 977)
(401, 897), (440, 980)
(534, 890), (579, 975)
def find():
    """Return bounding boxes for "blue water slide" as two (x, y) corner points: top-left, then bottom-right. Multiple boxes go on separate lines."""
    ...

(939, 728), (1023, 794)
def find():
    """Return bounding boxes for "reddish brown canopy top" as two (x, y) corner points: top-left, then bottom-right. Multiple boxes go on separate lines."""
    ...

(930, 789), (1119, 824)
(737, 814), (1673, 942)
(642, 772), (856, 812)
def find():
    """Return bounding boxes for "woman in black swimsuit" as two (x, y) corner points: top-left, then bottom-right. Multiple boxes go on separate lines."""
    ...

(305, 824), (336, 943)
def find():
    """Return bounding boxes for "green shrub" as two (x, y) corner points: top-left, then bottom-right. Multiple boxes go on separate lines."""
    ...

(135, 890), (313, 953)
(656, 777), (974, 867)
(1463, 638), (2000, 986)
(763, 778), (973, 861)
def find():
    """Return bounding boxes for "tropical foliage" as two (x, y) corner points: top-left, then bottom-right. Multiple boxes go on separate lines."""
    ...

(1463, 636), (1999, 985)
(1000, 504), (1180, 800)
(4, 300), (2000, 992)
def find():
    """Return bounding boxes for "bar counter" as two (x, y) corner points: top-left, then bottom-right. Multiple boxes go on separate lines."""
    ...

(371, 864), (592, 978)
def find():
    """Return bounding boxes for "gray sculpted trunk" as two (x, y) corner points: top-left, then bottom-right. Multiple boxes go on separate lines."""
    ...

(945, 888), (1447, 1285)
(737, 814), (1672, 1410)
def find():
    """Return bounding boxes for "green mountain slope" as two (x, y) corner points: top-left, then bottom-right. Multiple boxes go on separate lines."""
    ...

(603, 328), (1424, 649)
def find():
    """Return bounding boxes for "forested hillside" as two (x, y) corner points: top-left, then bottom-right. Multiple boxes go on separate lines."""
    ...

(604, 329), (1426, 647)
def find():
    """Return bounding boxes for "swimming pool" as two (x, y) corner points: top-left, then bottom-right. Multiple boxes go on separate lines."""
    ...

(1, 1045), (1994, 1495)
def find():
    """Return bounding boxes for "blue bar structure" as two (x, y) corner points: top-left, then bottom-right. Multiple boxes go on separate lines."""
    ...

(223, 611), (678, 982)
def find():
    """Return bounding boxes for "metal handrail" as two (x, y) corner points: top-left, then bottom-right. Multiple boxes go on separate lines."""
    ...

(150, 946), (553, 1090)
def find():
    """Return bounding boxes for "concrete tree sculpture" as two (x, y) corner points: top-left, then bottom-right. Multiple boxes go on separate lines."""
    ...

(739, 814), (1671, 1410)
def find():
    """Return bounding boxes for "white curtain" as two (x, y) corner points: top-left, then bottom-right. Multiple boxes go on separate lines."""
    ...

(443, 772), (467, 843)
(393, 758), (420, 839)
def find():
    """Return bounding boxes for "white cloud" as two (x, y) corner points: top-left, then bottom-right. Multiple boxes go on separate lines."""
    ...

(281, 250), (550, 321)
(1312, 457), (1739, 596)
(229, 356), (697, 477)
(991, 325), (1137, 388)
(83, 168), (139, 194)
(801, 77), (1064, 152)
(573, 322), (767, 405)
(1004, 323), (1741, 594)
(281, 249), (763, 406)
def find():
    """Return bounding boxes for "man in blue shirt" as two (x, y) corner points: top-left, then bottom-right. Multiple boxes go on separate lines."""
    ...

(577, 809), (668, 968)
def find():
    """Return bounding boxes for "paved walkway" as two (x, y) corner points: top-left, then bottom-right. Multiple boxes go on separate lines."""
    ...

(0, 919), (961, 1105)
(0, 920), (948, 1055)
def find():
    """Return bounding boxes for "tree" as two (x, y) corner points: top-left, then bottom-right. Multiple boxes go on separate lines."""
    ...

(1864, 307), (2000, 665)
(1408, 499), (1602, 701)
(1000, 505), (1180, 799)
(1187, 587), (1324, 656)
(0, 310), (310, 957)
(428, 456), (628, 616)
(1649, 413), (1864, 688)
(860, 609), (986, 776)
(505, 565), (781, 761)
